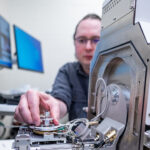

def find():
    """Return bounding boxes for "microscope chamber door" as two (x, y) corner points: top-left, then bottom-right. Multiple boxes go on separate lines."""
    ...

(88, 42), (146, 150)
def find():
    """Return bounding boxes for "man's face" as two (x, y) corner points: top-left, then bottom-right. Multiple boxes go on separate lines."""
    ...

(74, 18), (101, 73)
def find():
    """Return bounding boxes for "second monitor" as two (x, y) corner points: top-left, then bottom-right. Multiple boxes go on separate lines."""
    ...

(14, 25), (44, 73)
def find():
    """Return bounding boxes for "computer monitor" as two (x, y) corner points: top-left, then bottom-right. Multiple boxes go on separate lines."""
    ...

(0, 15), (12, 68)
(14, 25), (44, 73)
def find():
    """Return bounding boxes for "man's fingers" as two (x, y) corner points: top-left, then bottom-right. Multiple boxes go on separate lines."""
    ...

(14, 107), (24, 123)
(38, 92), (51, 101)
(46, 99), (60, 125)
(39, 93), (60, 125)
(15, 90), (61, 126)
(18, 95), (33, 124)
(26, 90), (41, 126)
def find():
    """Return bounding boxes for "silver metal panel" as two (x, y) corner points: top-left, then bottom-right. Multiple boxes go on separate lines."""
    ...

(102, 0), (134, 29)
(88, 0), (150, 149)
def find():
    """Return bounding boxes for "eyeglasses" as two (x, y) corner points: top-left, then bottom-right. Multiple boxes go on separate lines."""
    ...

(75, 37), (100, 46)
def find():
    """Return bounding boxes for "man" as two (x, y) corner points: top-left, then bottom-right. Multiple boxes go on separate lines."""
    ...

(14, 14), (101, 126)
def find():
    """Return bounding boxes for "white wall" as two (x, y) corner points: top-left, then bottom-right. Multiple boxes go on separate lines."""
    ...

(0, 0), (103, 92)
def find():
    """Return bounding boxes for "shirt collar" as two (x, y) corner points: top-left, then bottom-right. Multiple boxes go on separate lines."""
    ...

(76, 62), (89, 77)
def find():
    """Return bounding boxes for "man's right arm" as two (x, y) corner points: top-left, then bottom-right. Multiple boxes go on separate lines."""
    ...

(14, 89), (67, 126)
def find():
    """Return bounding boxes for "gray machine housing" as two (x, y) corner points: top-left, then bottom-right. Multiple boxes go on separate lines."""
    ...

(88, 0), (150, 149)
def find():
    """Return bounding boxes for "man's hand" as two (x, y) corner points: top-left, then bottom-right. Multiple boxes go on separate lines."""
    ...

(14, 90), (67, 126)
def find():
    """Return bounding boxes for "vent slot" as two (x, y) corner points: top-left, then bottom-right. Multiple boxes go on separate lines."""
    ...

(103, 0), (121, 14)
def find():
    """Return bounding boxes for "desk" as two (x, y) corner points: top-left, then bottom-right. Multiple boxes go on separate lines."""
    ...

(0, 139), (14, 150)
(0, 104), (16, 115)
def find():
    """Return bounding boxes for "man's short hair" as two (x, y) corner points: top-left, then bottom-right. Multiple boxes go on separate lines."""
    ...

(73, 13), (101, 40)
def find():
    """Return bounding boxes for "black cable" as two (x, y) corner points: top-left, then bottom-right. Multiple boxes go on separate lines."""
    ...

(0, 121), (6, 139)
(94, 140), (105, 148)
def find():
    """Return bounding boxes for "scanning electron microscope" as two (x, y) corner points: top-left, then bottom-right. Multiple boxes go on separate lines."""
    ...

(12, 0), (150, 149)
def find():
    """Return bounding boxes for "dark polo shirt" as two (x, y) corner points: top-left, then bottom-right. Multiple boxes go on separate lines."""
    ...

(49, 62), (89, 120)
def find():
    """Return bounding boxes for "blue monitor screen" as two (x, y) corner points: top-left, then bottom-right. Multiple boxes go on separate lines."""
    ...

(0, 16), (12, 68)
(14, 25), (44, 73)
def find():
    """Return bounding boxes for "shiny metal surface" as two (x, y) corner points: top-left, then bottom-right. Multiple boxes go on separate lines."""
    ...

(88, 0), (150, 149)
(144, 130), (150, 148)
